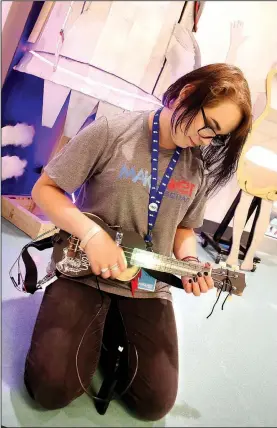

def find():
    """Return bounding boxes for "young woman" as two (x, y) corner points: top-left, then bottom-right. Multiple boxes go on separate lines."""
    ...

(24, 63), (252, 420)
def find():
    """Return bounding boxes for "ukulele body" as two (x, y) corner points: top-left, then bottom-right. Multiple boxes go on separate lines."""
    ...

(53, 213), (143, 282)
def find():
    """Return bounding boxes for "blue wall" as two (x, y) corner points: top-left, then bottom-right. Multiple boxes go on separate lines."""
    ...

(2, 70), (71, 196)
(2, 2), (96, 197)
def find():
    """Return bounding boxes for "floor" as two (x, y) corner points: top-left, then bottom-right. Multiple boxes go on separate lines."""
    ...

(2, 217), (277, 427)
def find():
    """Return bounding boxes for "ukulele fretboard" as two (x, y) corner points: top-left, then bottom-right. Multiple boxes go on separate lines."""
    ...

(130, 249), (211, 277)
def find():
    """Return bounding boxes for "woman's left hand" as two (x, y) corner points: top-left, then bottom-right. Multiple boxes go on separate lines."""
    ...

(181, 272), (214, 296)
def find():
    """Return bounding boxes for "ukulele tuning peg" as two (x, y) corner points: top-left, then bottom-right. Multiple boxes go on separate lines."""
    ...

(231, 264), (240, 272)
(219, 261), (227, 269)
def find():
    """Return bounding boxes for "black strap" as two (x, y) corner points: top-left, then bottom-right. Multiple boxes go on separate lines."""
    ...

(21, 236), (55, 294)
(144, 269), (183, 290)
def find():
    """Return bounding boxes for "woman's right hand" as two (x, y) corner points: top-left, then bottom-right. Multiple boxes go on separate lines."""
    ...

(84, 228), (128, 279)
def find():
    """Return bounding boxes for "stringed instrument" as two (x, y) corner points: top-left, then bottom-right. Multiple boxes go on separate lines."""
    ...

(52, 213), (246, 296)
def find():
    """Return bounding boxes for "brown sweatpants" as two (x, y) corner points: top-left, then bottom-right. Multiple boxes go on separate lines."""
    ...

(24, 278), (179, 421)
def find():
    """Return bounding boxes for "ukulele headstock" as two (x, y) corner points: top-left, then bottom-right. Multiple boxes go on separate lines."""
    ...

(212, 262), (246, 296)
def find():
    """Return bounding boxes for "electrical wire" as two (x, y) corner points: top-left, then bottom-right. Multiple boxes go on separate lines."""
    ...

(206, 276), (233, 319)
(116, 307), (139, 398)
(75, 276), (138, 403)
(9, 231), (139, 404)
(75, 275), (108, 403)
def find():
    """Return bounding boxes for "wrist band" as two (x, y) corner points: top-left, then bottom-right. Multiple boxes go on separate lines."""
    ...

(79, 227), (101, 250)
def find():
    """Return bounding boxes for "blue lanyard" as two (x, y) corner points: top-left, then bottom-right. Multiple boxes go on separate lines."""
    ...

(145, 108), (182, 250)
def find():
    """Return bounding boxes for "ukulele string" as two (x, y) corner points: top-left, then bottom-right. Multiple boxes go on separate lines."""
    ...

(120, 253), (222, 293)
(119, 252), (202, 270)
(121, 253), (228, 310)
(119, 247), (205, 268)
(119, 244), (206, 264)
(117, 246), (214, 285)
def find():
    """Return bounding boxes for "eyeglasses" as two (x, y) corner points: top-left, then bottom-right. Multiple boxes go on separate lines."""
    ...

(198, 107), (231, 147)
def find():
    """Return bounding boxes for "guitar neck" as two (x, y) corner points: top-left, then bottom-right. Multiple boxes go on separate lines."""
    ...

(131, 249), (211, 277)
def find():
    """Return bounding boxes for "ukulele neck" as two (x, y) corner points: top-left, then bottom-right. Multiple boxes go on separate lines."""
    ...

(130, 249), (211, 277)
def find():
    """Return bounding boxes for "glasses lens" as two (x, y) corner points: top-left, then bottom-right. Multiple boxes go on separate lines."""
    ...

(198, 127), (216, 139)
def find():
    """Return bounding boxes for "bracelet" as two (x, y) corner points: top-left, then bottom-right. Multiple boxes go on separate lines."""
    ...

(182, 256), (200, 262)
(79, 227), (102, 250)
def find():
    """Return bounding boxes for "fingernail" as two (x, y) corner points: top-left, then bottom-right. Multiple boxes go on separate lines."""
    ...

(204, 272), (209, 276)
(193, 276), (197, 282)
(197, 272), (202, 277)
(189, 279), (193, 284)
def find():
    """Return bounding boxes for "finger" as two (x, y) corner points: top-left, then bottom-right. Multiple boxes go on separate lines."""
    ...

(182, 277), (193, 293)
(118, 248), (128, 272)
(100, 266), (111, 279)
(192, 276), (201, 296)
(203, 272), (214, 289)
(109, 263), (120, 279)
(91, 262), (101, 276)
(196, 273), (208, 293)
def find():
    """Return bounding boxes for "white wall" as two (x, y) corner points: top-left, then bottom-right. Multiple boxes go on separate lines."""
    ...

(195, 1), (277, 93)
(1, 1), (33, 86)
(194, 1), (277, 229)
(2, 1), (13, 30)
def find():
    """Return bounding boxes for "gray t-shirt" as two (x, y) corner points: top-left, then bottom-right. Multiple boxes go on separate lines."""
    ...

(45, 110), (207, 301)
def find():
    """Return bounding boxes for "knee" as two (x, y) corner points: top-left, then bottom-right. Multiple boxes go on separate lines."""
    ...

(135, 390), (177, 421)
(126, 377), (178, 421)
(24, 328), (84, 410)
(24, 356), (80, 410)
(24, 376), (74, 410)
(24, 365), (77, 410)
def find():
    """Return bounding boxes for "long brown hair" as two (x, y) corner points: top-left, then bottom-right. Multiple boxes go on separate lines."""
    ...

(162, 63), (252, 196)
